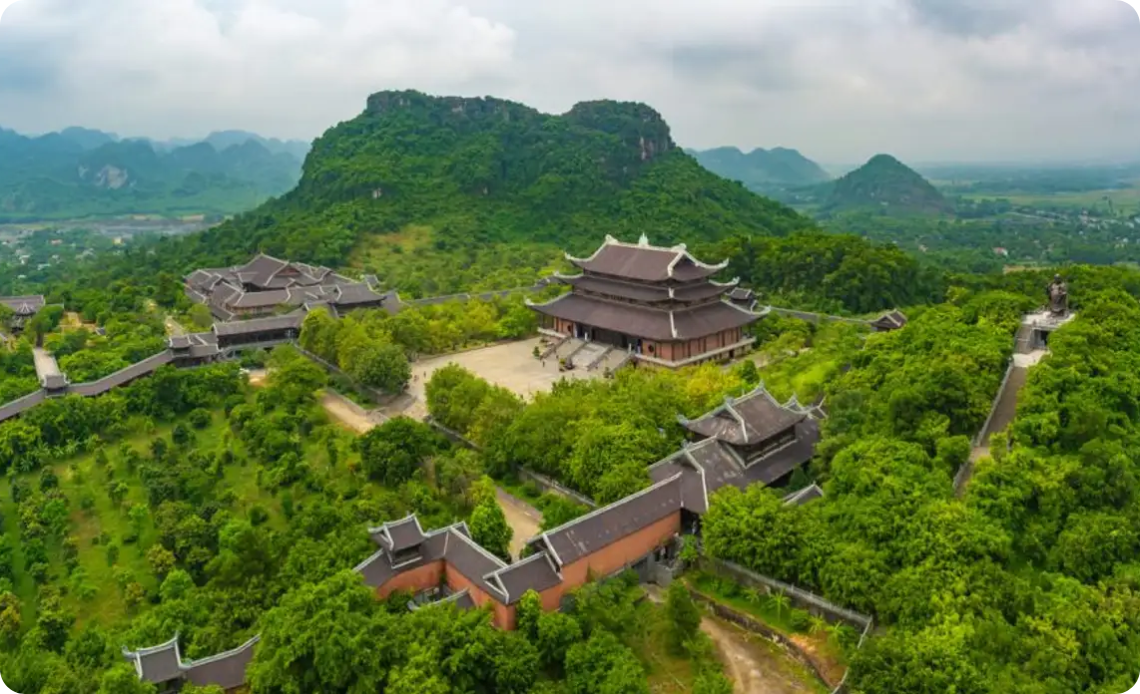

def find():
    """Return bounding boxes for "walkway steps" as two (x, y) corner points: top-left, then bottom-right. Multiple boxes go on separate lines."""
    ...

(554, 338), (585, 361)
(979, 366), (1029, 447)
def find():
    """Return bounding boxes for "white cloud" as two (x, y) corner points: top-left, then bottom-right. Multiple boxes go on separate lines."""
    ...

(0, 0), (1137, 163)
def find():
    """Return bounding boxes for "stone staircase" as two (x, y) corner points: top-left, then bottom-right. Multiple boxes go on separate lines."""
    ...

(597, 347), (634, 374)
(554, 338), (585, 361)
(574, 343), (609, 370)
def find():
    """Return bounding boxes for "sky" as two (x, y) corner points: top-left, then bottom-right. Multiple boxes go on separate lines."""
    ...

(0, 0), (1138, 164)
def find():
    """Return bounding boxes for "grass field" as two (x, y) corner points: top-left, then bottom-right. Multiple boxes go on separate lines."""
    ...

(957, 185), (1140, 216)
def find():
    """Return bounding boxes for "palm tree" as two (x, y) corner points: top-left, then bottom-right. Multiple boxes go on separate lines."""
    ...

(744, 587), (764, 608)
(770, 591), (791, 621)
(808, 615), (829, 636)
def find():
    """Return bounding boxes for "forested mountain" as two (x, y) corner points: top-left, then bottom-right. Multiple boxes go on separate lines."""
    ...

(688, 146), (831, 192)
(168, 90), (814, 275)
(820, 154), (951, 216)
(0, 127), (305, 221)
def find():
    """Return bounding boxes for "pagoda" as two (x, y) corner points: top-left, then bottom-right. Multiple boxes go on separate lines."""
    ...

(527, 235), (765, 368)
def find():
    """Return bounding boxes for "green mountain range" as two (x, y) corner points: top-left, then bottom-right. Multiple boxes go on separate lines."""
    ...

(176, 90), (814, 271)
(0, 127), (306, 221)
(687, 146), (831, 192)
(820, 154), (951, 216)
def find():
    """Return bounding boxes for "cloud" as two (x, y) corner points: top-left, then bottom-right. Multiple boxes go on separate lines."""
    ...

(0, 0), (21, 24)
(0, 0), (1138, 163)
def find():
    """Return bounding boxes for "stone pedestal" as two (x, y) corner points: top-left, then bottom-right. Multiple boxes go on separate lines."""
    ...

(1019, 309), (1077, 353)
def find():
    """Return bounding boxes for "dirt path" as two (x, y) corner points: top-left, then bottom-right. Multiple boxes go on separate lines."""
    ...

(164, 315), (186, 337)
(496, 487), (543, 559)
(646, 586), (821, 694)
(320, 393), (379, 434)
(247, 369), (382, 434)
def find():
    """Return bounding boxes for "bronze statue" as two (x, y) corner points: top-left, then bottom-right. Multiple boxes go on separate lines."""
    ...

(1047, 274), (1069, 317)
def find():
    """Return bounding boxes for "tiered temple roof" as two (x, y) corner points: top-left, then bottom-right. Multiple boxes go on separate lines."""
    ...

(0, 295), (45, 316)
(528, 235), (764, 345)
(186, 254), (385, 320)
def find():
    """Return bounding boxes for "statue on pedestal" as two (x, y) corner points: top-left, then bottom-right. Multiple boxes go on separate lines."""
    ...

(1047, 274), (1069, 317)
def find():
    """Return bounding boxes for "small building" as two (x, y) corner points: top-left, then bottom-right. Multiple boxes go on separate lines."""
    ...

(870, 310), (908, 333)
(185, 254), (386, 321)
(122, 634), (259, 693)
(527, 235), (765, 368)
(211, 313), (304, 350)
(0, 295), (46, 331)
(726, 287), (758, 311)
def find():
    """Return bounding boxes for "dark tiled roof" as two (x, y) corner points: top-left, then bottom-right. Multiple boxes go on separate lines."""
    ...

(558, 274), (732, 304)
(212, 314), (302, 337)
(673, 302), (759, 339)
(494, 553), (563, 604)
(648, 453), (709, 514)
(782, 483), (825, 506)
(536, 474), (683, 567)
(684, 438), (745, 496)
(529, 294), (757, 342)
(0, 389), (46, 423)
(727, 288), (755, 302)
(372, 515), (428, 552)
(567, 236), (728, 283)
(742, 420), (820, 485)
(70, 351), (174, 397)
(332, 283), (385, 306)
(680, 386), (805, 446)
(230, 289), (294, 309)
(0, 295), (45, 315)
(123, 637), (183, 684)
(182, 636), (259, 690)
(872, 310), (908, 330)
(444, 528), (509, 600)
(168, 335), (192, 350)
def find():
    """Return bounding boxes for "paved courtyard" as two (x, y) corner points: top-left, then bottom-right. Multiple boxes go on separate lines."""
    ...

(405, 337), (599, 407)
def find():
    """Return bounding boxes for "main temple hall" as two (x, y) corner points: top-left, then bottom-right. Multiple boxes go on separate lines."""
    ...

(527, 235), (765, 368)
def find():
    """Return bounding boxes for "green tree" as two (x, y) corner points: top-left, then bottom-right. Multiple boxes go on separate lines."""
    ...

(470, 495), (512, 562)
(98, 664), (157, 694)
(665, 581), (701, 653)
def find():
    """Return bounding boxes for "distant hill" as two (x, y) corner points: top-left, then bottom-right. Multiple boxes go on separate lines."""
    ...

(821, 154), (951, 216)
(169, 90), (814, 269)
(0, 127), (306, 221)
(688, 146), (831, 192)
(201, 130), (311, 161)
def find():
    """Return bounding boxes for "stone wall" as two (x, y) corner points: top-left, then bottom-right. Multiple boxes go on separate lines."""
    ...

(706, 558), (872, 629)
(517, 468), (598, 508)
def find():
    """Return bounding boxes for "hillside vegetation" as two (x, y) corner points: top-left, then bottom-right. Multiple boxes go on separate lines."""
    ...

(0, 128), (303, 221)
(820, 154), (951, 216)
(688, 146), (831, 193)
(165, 90), (813, 277)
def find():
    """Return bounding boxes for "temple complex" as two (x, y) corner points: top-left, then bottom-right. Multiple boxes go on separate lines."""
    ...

(122, 383), (824, 689)
(185, 254), (385, 321)
(527, 235), (765, 368)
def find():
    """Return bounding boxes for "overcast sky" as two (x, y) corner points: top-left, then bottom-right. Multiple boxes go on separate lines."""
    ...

(0, 0), (1138, 164)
